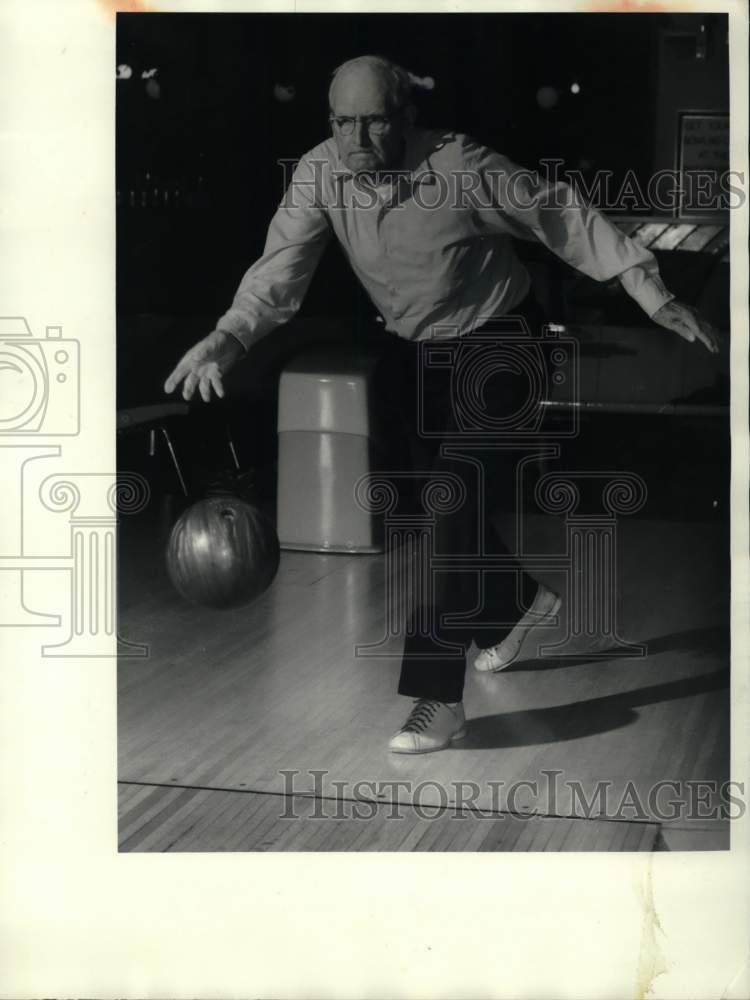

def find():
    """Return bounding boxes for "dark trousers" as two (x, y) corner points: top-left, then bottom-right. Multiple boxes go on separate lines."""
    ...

(371, 294), (547, 704)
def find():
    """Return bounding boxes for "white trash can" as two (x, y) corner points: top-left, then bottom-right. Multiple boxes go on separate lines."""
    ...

(277, 347), (384, 553)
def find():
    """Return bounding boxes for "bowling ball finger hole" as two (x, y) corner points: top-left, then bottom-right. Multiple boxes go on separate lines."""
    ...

(221, 508), (235, 520)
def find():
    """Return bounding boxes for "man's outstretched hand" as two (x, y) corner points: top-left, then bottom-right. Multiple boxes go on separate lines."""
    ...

(164, 330), (245, 401)
(652, 300), (720, 355)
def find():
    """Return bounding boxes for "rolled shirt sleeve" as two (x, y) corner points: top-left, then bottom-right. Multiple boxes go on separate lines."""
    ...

(468, 141), (674, 318)
(215, 155), (332, 350)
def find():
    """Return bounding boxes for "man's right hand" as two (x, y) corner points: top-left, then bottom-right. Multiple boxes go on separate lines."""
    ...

(164, 329), (245, 402)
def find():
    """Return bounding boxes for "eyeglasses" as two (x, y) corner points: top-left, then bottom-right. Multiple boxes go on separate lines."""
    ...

(328, 114), (397, 136)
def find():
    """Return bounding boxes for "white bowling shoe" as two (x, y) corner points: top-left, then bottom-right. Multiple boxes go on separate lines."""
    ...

(474, 584), (562, 673)
(388, 699), (467, 754)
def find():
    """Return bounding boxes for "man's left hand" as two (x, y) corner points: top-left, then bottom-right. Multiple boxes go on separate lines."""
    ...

(652, 300), (721, 355)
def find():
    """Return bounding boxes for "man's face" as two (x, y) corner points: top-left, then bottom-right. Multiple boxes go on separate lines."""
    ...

(329, 69), (410, 175)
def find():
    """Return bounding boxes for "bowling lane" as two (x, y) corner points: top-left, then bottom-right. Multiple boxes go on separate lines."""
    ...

(116, 781), (662, 853)
(118, 511), (729, 849)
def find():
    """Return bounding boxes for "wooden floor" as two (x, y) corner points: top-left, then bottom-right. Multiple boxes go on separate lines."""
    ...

(117, 781), (661, 852)
(118, 510), (730, 852)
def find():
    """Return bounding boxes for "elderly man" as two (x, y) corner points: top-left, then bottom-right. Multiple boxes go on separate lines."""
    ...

(165, 54), (719, 754)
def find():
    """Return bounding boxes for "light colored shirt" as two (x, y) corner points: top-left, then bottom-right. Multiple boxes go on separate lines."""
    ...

(216, 127), (674, 349)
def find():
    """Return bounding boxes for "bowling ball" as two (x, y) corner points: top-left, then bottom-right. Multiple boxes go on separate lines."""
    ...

(166, 496), (280, 609)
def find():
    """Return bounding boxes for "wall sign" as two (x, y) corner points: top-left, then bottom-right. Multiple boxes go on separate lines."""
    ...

(677, 111), (730, 216)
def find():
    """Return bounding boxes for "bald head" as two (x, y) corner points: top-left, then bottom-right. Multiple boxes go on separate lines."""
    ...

(328, 55), (413, 115)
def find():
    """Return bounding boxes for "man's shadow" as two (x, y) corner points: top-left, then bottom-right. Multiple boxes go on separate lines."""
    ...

(457, 624), (729, 750)
(459, 668), (727, 749)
